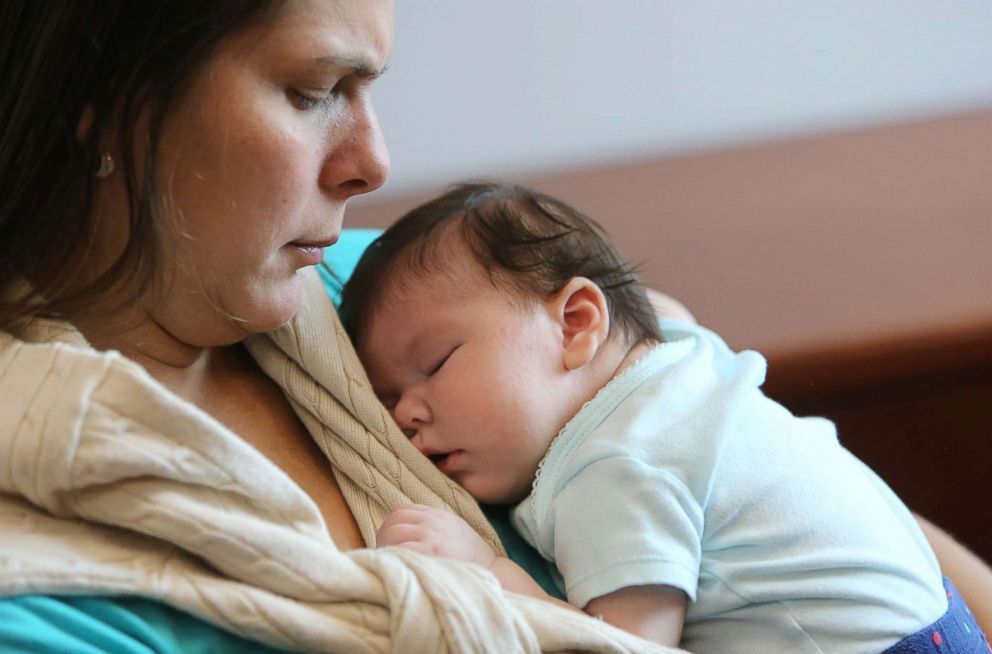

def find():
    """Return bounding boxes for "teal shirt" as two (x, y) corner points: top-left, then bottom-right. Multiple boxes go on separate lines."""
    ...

(0, 595), (291, 654)
(0, 229), (560, 654)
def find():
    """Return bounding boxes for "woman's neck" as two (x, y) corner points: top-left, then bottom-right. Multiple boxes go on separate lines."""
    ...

(76, 307), (226, 396)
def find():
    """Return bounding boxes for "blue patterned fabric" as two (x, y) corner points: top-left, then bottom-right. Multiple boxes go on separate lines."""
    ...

(883, 578), (990, 653)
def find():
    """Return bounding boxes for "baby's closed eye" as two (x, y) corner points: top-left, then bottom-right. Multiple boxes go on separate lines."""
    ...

(426, 345), (458, 376)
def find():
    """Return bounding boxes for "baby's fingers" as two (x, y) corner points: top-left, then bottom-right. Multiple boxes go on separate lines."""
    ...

(375, 522), (428, 548)
(380, 504), (431, 528)
(387, 540), (433, 556)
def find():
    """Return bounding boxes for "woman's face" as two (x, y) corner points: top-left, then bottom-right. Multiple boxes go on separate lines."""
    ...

(119, 0), (393, 346)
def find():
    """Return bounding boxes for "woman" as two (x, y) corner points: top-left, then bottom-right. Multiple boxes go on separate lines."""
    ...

(0, 1), (663, 651)
(0, 2), (988, 652)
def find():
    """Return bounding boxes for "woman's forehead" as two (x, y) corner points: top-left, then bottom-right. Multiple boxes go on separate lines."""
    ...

(234, 0), (393, 69)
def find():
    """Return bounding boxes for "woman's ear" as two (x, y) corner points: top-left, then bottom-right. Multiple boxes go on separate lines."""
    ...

(76, 105), (95, 142)
(552, 277), (611, 371)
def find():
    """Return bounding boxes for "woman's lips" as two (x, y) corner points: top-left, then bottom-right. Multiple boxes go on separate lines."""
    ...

(293, 236), (340, 249)
(287, 236), (339, 266)
(288, 243), (326, 266)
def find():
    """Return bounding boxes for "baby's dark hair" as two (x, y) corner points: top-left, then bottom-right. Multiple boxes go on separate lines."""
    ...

(339, 181), (662, 348)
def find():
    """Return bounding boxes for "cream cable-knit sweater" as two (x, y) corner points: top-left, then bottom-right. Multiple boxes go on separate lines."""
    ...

(0, 270), (676, 653)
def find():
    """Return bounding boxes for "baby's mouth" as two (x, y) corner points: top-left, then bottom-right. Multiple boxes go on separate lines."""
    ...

(423, 449), (464, 475)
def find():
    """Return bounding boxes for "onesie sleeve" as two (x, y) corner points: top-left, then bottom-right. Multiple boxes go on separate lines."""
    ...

(549, 454), (705, 609)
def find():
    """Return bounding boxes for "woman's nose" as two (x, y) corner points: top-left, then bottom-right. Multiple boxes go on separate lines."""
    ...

(319, 97), (391, 200)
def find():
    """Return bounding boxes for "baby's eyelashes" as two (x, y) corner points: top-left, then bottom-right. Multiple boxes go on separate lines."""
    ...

(427, 349), (453, 376)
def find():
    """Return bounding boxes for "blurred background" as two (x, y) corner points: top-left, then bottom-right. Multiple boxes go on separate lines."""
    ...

(363, 1), (992, 198)
(344, 2), (992, 557)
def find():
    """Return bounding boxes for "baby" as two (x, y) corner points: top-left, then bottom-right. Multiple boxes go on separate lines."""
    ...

(339, 182), (981, 652)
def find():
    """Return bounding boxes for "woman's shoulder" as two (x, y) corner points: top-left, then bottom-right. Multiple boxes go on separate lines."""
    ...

(0, 594), (292, 654)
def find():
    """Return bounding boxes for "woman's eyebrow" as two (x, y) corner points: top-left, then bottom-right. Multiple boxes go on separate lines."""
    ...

(310, 55), (389, 80)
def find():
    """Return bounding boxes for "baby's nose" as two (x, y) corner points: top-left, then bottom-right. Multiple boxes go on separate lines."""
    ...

(392, 392), (431, 437)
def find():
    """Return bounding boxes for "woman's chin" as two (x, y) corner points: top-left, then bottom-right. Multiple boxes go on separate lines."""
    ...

(193, 275), (306, 341)
(154, 274), (306, 346)
(239, 279), (305, 334)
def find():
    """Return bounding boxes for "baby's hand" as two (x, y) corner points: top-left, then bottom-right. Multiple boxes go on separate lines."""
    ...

(378, 505), (576, 609)
(375, 503), (497, 569)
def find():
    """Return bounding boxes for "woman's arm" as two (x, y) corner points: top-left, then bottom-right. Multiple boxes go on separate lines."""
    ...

(916, 514), (992, 633)
(646, 289), (696, 324)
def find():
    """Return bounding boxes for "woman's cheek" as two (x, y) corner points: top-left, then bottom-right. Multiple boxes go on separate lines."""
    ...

(237, 136), (311, 216)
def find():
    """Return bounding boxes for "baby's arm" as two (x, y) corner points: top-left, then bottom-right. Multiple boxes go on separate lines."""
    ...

(585, 585), (687, 648)
(377, 505), (688, 646)
(375, 504), (576, 610)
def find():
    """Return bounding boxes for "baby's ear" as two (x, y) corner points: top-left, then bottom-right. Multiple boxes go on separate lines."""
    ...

(552, 277), (610, 371)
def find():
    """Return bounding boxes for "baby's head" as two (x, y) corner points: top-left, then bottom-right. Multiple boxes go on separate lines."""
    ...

(341, 181), (660, 504)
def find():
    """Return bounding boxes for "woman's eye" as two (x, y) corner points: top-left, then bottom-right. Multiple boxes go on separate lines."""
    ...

(287, 89), (324, 110)
(287, 86), (337, 111)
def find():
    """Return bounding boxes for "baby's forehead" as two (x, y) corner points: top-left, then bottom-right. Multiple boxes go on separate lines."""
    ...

(384, 236), (485, 296)
(361, 228), (537, 336)
(358, 264), (480, 374)
(377, 259), (486, 317)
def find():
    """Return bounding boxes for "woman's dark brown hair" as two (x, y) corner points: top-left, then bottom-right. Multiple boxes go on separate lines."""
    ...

(0, 0), (283, 331)
(340, 181), (662, 350)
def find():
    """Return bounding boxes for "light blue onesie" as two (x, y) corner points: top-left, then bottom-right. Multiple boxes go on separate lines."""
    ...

(511, 321), (947, 654)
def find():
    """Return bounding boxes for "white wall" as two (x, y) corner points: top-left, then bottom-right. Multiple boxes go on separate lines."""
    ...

(365, 1), (992, 199)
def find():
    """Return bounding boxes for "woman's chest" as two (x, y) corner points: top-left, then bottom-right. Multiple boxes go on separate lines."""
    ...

(183, 358), (366, 551)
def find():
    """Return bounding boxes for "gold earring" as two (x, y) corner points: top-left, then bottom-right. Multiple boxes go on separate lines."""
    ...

(94, 152), (115, 179)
